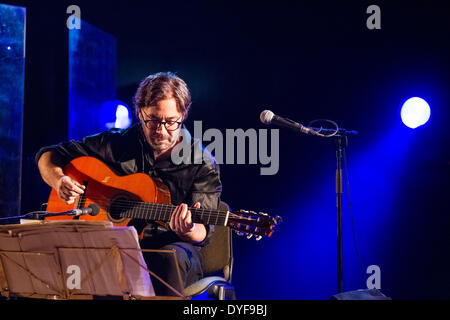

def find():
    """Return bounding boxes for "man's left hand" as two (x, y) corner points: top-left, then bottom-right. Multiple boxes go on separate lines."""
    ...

(169, 202), (207, 243)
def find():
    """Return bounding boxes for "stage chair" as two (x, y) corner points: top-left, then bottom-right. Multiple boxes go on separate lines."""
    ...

(183, 201), (235, 300)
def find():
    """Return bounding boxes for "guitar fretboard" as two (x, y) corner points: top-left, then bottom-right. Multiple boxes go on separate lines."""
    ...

(119, 201), (229, 226)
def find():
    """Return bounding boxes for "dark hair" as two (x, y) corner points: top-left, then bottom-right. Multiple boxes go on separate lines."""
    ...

(134, 72), (192, 120)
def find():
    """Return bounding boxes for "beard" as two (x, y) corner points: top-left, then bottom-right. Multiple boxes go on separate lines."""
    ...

(148, 132), (179, 153)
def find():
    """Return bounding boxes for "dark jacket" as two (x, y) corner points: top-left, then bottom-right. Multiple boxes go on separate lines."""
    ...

(35, 123), (222, 248)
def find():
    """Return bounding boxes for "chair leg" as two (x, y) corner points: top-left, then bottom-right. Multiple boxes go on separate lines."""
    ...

(207, 284), (236, 300)
(218, 286), (225, 300)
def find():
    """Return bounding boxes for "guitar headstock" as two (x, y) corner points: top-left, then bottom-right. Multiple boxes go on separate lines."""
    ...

(227, 209), (282, 240)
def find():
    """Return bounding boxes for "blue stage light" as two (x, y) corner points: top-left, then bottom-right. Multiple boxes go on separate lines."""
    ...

(99, 100), (131, 130)
(400, 97), (430, 129)
(114, 104), (131, 129)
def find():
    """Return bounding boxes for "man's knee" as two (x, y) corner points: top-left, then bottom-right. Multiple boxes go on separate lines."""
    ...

(160, 242), (194, 271)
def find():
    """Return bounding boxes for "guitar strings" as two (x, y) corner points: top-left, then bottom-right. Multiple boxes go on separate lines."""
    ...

(83, 196), (261, 223)
(67, 195), (231, 221)
(58, 191), (266, 224)
(54, 195), (267, 234)
(87, 196), (261, 221)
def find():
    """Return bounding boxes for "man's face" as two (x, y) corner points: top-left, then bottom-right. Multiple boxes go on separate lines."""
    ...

(139, 97), (183, 155)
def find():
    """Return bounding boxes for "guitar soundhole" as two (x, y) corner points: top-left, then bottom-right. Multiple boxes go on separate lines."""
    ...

(109, 195), (131, 222)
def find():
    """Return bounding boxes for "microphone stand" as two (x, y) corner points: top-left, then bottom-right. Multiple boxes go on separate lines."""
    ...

(335, 135), (347, 294)
(262, 112), (357, 294)
(308, 126), (355, 294)
(0, 211), (79, 224)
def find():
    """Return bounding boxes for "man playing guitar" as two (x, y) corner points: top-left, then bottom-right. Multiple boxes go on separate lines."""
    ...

(36, 72), (221, 296)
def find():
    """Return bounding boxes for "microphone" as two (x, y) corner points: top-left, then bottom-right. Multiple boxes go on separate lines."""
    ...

(44, 203), (101, 217)
(260, 110), (318, 135)
(68, 203), (100, 216)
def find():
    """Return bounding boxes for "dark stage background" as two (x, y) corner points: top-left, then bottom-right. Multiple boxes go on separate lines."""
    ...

(5, 0), (450, 299)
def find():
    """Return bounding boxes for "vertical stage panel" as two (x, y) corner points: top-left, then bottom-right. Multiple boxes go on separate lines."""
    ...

(0, 4), (26, 217)
(68, 21), (117, 140)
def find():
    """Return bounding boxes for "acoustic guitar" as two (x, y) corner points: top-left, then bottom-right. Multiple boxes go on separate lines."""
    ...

(45, 156), (281, 240)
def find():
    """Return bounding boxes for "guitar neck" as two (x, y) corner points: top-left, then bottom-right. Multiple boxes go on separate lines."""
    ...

(120, 202), (229, 226)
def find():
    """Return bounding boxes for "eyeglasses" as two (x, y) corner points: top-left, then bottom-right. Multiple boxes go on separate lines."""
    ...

(140, 111), (182, 131)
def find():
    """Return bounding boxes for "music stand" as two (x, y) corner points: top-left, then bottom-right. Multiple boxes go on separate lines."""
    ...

(0, 220), (185, 300)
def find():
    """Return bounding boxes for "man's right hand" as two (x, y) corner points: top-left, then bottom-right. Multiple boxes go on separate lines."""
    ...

(55, 175), (85, 204)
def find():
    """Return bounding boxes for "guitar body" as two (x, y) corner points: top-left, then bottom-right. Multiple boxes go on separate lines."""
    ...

(46, 156), (171, 231)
